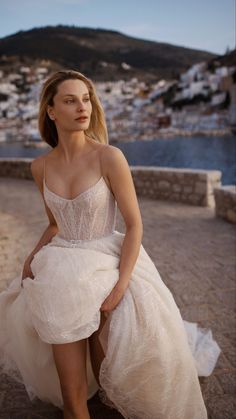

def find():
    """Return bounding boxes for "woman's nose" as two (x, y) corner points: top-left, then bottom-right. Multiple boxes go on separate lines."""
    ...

(76, 101), (86, 111)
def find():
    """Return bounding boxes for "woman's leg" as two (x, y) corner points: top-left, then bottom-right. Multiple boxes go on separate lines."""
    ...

(52, 338), (90, 419)
(88, 312), (107, 386)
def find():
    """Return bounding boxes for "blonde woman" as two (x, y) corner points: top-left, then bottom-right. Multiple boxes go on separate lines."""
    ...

(0, 70), (220, 419)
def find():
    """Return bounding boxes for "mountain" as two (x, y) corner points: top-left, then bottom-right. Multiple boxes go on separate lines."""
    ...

(0, 25), (216, 81)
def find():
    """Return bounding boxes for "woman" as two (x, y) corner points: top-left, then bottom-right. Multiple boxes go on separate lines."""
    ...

(0, 70), (220, 419)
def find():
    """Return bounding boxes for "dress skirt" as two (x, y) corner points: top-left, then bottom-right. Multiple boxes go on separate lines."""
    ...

(0, 230), (220, 418)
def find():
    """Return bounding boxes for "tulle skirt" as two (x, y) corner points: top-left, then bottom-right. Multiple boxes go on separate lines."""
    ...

(0, 230), (221, 418)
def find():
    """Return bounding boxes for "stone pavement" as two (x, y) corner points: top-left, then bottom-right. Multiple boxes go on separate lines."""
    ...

(0, 178), (235, 419)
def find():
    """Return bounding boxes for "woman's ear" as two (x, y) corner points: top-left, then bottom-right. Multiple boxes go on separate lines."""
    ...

(47, 106), (55, 121)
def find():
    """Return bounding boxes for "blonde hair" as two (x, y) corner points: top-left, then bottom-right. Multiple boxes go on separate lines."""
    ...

(38, 70), (108, 147)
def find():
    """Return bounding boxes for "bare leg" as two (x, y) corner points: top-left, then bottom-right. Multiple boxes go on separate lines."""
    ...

(52, 339), (90, 419)
(88, 312), (107, 386)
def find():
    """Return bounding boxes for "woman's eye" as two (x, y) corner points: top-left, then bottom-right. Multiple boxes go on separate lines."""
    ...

(65, 98), (90, 104)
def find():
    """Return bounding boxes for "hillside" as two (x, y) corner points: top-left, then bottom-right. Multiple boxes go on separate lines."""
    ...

(208, 48), (236, 70)
(0, 25), (216, 81)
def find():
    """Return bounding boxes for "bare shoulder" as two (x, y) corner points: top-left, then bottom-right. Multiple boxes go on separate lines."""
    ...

(99, 144), (128, 173)
(31, 151), (52, 186)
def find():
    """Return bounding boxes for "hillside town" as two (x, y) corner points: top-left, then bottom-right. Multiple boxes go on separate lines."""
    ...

(0, 57), (235, 146)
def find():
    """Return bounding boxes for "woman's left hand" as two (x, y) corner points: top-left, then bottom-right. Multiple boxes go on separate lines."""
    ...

(100, 282), (128, 313)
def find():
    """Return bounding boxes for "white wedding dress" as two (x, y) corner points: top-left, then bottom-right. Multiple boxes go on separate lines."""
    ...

(0, 164), (221, 419)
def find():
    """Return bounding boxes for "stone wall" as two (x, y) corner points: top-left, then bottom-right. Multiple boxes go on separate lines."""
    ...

(214, 185), (236, 223)
(131, 166), (221, 207)
(0, 158), (32, 179)
(0, 158), (222, 207)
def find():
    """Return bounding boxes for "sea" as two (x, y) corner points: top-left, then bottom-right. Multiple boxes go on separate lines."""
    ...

(0, 135), (235, 186)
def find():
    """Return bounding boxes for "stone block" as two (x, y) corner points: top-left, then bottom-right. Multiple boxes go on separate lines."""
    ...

(158, 180), (171, 190)
(195, 181), (206, 194)
(172, 184), (182, 192)
(183, 185), (193, 194)
(214, 185), (236, 224)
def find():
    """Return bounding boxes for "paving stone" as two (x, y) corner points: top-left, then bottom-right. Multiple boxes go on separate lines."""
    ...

(207, 395), (236, 419)
(214, 289), (236, 311)
(199, 375), (224, 401)
(179, 304), (212, 322)
(216, 372), (236, 395)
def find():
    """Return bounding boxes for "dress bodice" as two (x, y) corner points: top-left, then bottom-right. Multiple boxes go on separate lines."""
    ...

(43, 173), (117, 241)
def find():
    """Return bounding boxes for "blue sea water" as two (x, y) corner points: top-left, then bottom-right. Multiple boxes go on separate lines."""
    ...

(0, 136), (235, 185)
(118, 136), (236, 186)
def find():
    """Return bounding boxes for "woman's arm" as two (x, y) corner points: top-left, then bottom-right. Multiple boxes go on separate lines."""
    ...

(100, 146), (143, 311)
(21, 156), (58, 280)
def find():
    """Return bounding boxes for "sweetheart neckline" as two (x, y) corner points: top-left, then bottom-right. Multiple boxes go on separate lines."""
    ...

(43, 176), (111, 202)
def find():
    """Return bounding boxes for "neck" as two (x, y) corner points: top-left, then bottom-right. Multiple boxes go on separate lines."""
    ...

(55, 130), (89, 162)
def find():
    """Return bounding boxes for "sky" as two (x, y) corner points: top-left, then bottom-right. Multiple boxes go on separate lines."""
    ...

(0, 0), (235, 55)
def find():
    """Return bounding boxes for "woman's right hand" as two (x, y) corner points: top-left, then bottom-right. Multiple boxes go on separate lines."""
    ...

(21, 255), (35, 284)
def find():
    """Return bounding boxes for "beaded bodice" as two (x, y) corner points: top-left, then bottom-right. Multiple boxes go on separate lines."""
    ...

(43, 166), (117, 241)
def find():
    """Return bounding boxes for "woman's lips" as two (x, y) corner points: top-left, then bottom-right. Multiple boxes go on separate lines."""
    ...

(75, 117), (88, 122)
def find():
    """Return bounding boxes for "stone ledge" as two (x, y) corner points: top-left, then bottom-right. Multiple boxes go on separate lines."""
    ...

(131, 166), (222, 207)
(214, 185), (236, 224)
(0, 158), (32, 179)
(0, 158), (222, 207)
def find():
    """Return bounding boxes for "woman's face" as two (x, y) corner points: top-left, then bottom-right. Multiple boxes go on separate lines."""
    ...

(47, 79), (92, 133)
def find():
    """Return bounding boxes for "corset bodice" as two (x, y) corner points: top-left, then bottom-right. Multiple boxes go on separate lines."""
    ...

(43, 176), (117, 241)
